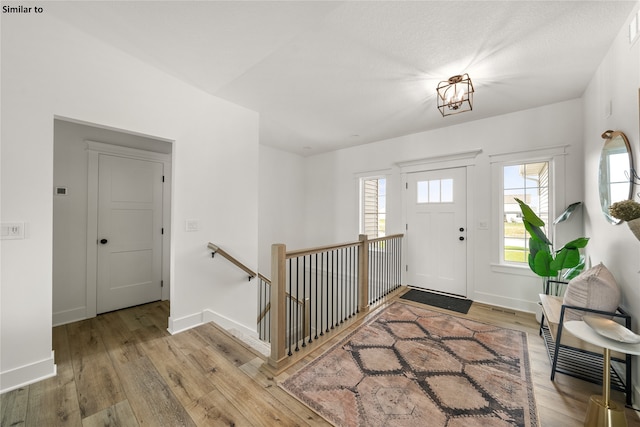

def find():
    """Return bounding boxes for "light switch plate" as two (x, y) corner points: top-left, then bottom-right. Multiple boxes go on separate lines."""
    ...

(185, 219), (199, 232)
(1, 222), (25, 239)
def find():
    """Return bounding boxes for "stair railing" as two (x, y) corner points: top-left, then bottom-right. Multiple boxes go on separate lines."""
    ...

(268, 233), (403, 371)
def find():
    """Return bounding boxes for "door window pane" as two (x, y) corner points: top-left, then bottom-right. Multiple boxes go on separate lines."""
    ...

(417, 179), (454, 203)
(429, 180), (440, 202)
(417, 181), (428, 203)
(441, 179), (453, 202)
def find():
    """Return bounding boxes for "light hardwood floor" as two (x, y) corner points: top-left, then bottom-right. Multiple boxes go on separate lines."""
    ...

(2, 296), (640, 426)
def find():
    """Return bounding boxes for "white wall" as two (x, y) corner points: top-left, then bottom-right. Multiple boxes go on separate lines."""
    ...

(582, 2), (640, 402)
(304, 99), (585, 313)
(258, 145), (307, 278)
(1, 11), (259, 392)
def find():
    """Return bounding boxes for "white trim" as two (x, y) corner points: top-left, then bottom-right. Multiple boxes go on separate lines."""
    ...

(85, 141), (172, 319)
(202, 309), (257, 338)
(354, 168), (393, 179)
(167, 311), (205, 335)
(396, 149), (482, 172)
(490, 263), (539, 277)
(167, 309), (256, 339)
(0, 352), (56, 394)
(53, 306), (87, 327)
(473, 291), (539, 314)
(488, 144), (568, 163)
(86, 141), (170, 161)
(55, 115), (174, 143)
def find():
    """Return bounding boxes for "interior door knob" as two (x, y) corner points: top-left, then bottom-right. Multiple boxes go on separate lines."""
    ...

(459, 227), (465, 232)
(99, 238), (108, 244)
(459, 236), (465, 241)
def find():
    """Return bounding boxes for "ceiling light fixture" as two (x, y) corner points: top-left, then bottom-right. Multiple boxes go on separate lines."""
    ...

(436, 73), (474, 117)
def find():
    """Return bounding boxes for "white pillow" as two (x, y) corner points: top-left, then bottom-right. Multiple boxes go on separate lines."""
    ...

(562, 263), (621, 321)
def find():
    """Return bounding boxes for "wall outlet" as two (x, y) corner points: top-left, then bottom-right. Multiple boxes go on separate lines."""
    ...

(1, 222), (25, 239)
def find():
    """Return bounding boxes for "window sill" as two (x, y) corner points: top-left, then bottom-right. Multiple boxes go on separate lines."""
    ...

(490, 263), (539, 277)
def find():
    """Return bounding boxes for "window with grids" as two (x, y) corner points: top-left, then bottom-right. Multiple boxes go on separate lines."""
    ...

(361, 177), (386, 238)
(502, 162), (549, 263)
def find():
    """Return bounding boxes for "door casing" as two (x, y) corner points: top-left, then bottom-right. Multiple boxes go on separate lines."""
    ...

(399, 149), (481, 300)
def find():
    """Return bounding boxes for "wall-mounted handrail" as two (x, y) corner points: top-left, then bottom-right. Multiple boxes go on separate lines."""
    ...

(208, 242), (256, 281)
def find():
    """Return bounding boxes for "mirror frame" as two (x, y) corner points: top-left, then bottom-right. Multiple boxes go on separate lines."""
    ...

(598, 130), (634, 224)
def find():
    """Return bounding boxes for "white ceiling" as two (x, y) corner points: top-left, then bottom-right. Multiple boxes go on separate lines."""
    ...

(49, 1), (637, 156)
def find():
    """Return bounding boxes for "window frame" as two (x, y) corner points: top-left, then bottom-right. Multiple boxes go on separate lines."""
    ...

(359, 175), (387, 238)
(501, 160), (551, 266)
(489, 146), (568, 275)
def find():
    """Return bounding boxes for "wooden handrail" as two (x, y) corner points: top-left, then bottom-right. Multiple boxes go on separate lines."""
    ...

(208, 243), (256, 280)
(284, 233), (405, 258)
(367, 233), (404, 243)
(285, 240), (361, 259)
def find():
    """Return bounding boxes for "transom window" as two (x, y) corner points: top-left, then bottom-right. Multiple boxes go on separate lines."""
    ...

(503, 162), (549, 263)
(417, 179), (453, 203)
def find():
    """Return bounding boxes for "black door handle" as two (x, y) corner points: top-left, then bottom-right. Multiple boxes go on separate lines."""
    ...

(459, 236), (465, 241)
(459, 227), (465, 232)
(99, 238), (108, 244)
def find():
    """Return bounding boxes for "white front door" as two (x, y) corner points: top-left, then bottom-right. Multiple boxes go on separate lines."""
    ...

(97, 154), (163, 313)
(406, 167), (467, 296)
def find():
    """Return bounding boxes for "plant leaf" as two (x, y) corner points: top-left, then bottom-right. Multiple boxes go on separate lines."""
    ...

(563, 237), (589, 249)
(562, 257), (585, 281)
(532, 250), (557, 277)
(515, 198), (545, 227)
(524, 221), (551, 245)
(550, 247), (581, 271)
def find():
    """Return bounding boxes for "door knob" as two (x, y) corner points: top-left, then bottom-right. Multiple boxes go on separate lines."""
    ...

(459, 227), (465, 232)
(459, 236), (465, 241)
(99, 238), (108, 244)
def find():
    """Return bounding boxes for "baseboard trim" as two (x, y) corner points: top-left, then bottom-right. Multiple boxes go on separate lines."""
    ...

(167, 309), (256, 339)
(473, 291), (538, 314)
(0, 351), (57, 394)
(202, 309), (257, 339)
(53, 306), (87, 327)
(167, 311), (204, 335)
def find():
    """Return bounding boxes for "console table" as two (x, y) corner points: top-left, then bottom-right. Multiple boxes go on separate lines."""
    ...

(564, 320), (640, 427)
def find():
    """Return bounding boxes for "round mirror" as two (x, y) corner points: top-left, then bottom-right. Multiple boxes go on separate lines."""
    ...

(598, 130), (633, 224)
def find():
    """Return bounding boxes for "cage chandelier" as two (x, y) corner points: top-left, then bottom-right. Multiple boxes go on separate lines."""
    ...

(436, 73), (474, 117)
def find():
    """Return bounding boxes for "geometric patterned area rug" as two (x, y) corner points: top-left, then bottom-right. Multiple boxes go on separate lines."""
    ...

(280, 301), (538, 427)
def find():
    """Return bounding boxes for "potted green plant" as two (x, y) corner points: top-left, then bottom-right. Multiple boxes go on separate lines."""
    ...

(609, 199), (640, 241)
(514, 198), (589, 295)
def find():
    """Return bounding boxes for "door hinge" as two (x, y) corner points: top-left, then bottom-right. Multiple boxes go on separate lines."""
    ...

(406, 182), (408, 189)
(405, 265), (409, 272)
(405, 223), (408, 231)
(162, 175), (165, 182)
(161, 280), (164, 288)
(161, 227), (164, 235)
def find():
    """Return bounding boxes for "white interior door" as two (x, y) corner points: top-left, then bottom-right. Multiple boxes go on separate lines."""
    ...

(97, 154), (163, 313)
(406, 167), (467, 296)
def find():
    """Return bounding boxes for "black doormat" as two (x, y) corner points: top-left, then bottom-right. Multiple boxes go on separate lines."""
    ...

(400, 288), (473, 314)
